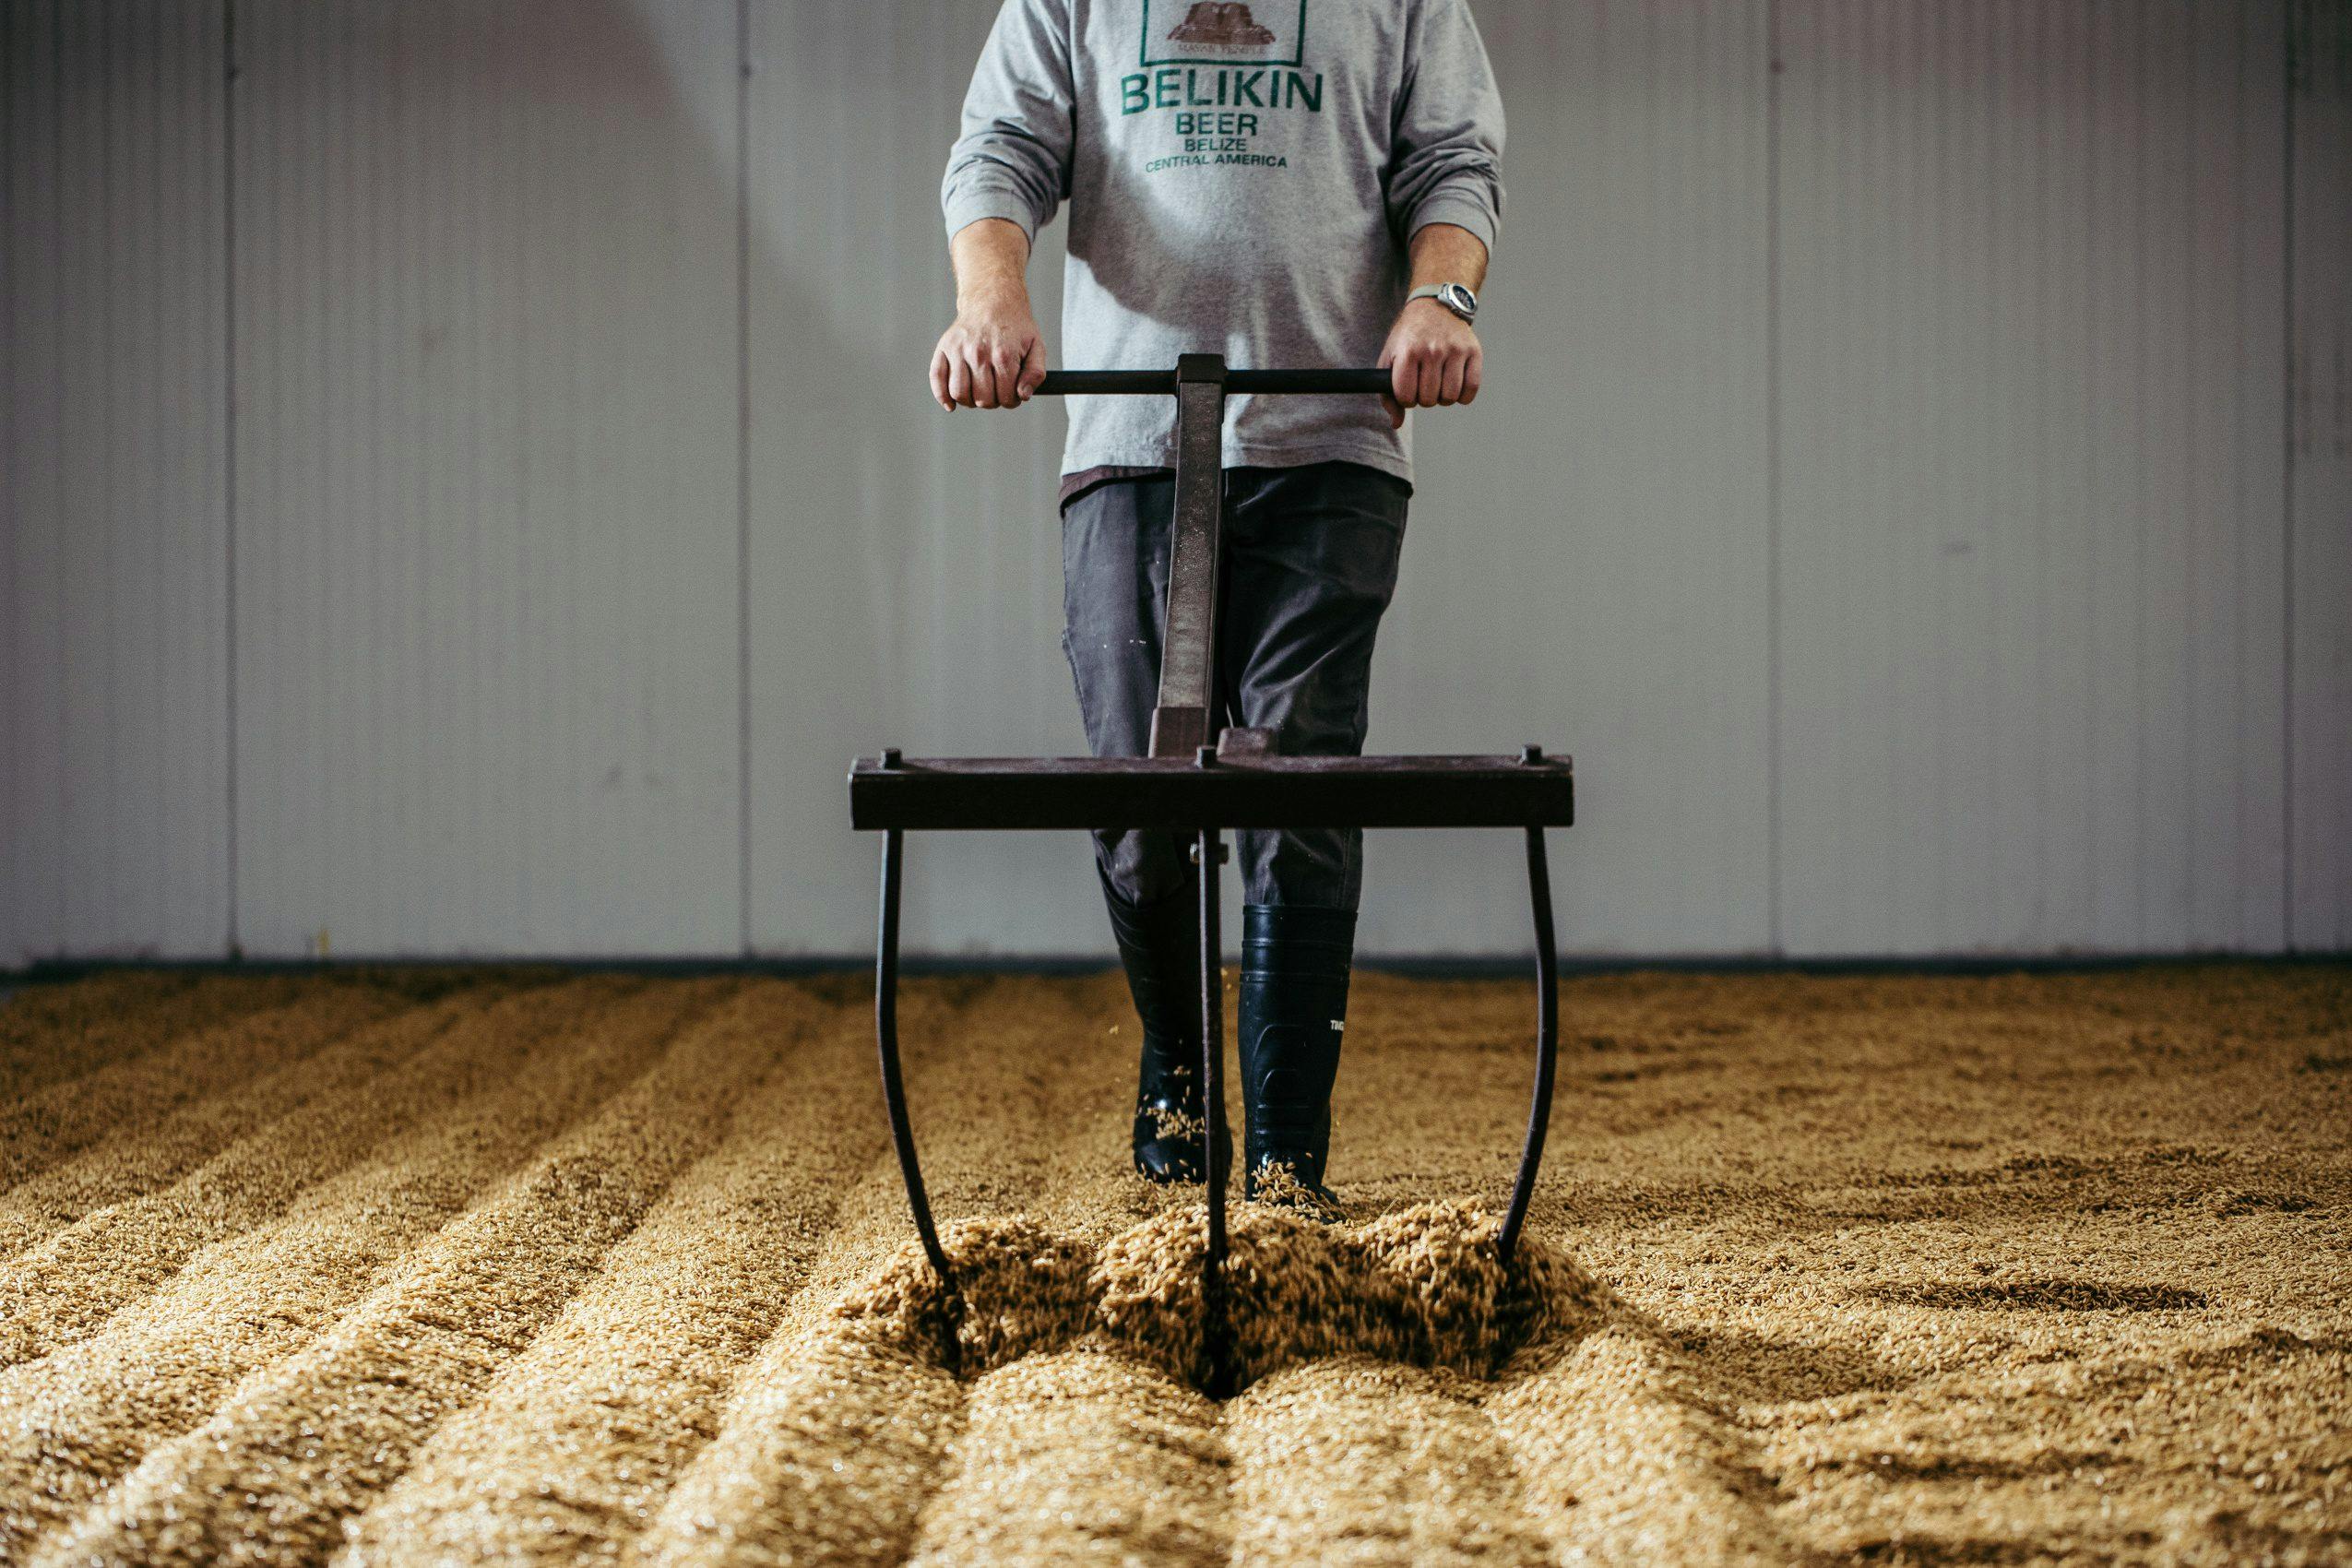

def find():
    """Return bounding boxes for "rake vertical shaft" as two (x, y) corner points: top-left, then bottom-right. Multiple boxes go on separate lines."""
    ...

(1498, 823), (1561, 1265)
(876, 827), (958, 1315)
(1199, 823), (1232, 1396)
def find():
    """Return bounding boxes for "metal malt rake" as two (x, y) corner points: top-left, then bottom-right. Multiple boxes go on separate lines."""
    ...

(849, 356), (1571, 1390)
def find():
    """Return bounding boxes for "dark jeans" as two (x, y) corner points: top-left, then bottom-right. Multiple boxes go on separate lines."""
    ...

(1060, 461), (1410, 911)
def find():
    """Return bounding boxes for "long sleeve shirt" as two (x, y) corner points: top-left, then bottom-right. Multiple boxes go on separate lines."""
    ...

(942, 0), (1506, 485)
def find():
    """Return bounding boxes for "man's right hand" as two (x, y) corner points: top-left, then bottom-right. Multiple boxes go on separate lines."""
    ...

(929, 287), (1050, 410)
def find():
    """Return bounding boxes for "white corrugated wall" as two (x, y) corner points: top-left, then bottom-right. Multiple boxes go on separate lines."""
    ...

(225, 0), (742, 957)
(5, 1), (229, 957)
(4, 0), (2346, 961)
(1776, 0), (2291, 954)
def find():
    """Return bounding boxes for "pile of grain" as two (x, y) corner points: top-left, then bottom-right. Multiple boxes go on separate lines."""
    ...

(833, 1200), (1599, 1393)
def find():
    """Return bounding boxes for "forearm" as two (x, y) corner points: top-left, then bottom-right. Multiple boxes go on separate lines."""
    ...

(1406, 221), (1489, 293)
(950, 217), (1035, 312)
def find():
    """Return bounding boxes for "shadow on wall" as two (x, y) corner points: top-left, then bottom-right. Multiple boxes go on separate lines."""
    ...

(621, 0), (1095, 957)
(736, 0), (1098, 956)
(202, 0), (1096, 959)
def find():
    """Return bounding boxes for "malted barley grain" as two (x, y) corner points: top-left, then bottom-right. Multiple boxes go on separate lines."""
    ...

(0, 965), (2343, 1565)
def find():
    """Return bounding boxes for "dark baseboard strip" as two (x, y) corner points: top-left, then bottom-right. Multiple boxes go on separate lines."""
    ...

(6, 950), (2346, 988)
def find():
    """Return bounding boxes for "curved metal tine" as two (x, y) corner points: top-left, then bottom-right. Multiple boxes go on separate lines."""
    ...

(876, 828), (961, 1357)
(1198, 826), (1231, 1396)
(1497, 826), (1561, 1266)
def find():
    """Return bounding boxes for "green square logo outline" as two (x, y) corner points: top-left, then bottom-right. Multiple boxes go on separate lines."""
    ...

(1139, 0), (1309, 68)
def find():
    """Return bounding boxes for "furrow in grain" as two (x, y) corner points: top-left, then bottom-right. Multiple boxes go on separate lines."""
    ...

(0, 975), (672, 1562)
(903, 1345), (1229, 1568)
(890, 975), (1114, 1227)
(1017, 971), (1167, 1242)
(1226, 1357), (1551, 1567)
(755, 974), (1110, 1314)
(1309, 969), (1557, 1227)
(34, 977), (754, 1568)
(333, 980), (881, 1568)
(0, 973), (331, 1101)
(627, 977), (1100, 1568)
(1484, 1324), (1797, 1567)
(0, 980), (529, 1262)
(0, 980), (549, 1365)
(628, 1322), (966, 1568)
(0, 979), (405, 1193)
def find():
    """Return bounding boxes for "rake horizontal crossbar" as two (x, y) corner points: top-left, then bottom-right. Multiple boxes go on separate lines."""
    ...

(850, 752), (1574, 833)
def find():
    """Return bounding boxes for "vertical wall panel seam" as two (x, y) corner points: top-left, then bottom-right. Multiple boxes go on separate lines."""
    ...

(0, 0), (11, 955)
(2281, 1), (2297, 949)
(101, 0), (115, 941)
(222, 0), (239, 955)
(50, 5), (63, 949)
(737, 0), (754, 956)
(1764, 0), (1783, 955)
(1, 1), (10, 952)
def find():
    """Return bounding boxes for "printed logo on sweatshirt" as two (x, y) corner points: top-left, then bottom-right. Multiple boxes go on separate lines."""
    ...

(1122, 0), (1321, 172)
(1141, 1), (1305, 66)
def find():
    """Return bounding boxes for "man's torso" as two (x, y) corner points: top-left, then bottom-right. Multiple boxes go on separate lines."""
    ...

(1055, 1), (1419, 481)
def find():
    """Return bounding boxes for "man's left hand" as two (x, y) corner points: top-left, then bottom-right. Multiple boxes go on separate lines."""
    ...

(1377, 299), (1483, 430)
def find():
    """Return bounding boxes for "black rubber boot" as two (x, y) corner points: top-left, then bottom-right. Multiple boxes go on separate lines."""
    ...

(1239, 903), (1356, 1216)
(1105, 876), (1221, 1183)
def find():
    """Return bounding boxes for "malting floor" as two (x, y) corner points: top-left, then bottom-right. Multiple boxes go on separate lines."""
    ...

(0, 965), (2346, 1566)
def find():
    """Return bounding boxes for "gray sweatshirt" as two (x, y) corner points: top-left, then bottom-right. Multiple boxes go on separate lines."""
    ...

(942, 0), (1505, 485)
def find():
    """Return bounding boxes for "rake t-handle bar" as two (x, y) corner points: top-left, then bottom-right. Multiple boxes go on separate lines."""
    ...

(1034, 367), (1395, 397)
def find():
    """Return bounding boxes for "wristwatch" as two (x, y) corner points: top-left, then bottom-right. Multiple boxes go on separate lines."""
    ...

(1408, 281), (1479, 324)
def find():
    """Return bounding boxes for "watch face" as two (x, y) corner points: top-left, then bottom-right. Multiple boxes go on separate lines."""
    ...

(1441, 282), (1478, 317)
